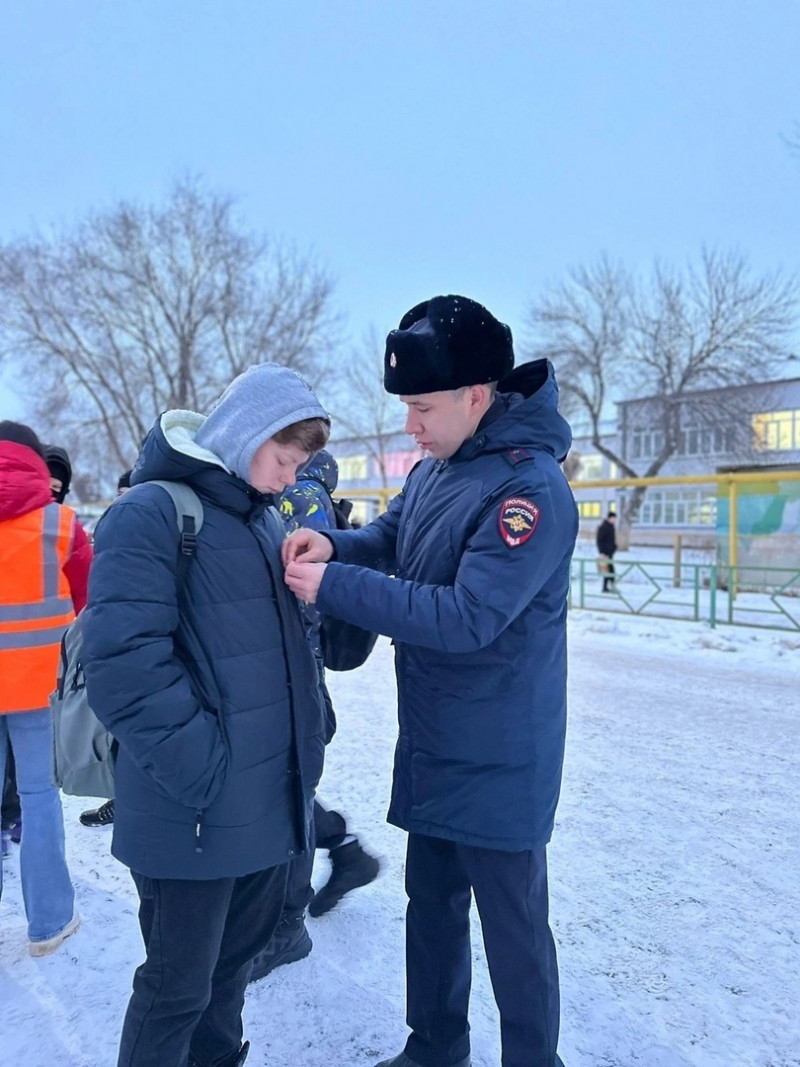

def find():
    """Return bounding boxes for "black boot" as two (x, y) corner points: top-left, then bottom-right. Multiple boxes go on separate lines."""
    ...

(248, 915), (312, 983)
(189, 1039), (250, 1067)
(308, 839), (380, 917)
(79, 798), (115, 827)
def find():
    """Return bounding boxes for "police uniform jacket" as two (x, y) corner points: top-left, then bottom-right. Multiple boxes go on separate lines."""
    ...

(316, 361), (578, 851)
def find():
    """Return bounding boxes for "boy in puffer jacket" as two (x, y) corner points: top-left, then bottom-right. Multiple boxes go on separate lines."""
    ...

(83, 364), (330, 1067)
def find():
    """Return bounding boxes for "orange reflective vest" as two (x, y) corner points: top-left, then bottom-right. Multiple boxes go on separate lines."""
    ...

(0, 502), (77, 713)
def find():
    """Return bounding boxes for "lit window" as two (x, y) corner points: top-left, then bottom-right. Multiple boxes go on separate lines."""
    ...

(577, 500), (602, 518)
(752, 410), (800, 451)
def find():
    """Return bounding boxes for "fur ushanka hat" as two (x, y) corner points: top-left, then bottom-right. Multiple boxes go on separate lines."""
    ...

(383, 294), (514, 395)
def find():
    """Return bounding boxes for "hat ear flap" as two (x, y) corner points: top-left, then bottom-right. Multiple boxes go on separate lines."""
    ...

(397, 300), (430, 331)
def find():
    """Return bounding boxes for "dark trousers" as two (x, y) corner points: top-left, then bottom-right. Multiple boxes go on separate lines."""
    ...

(602, 559), (616, 591)
(1, 741), (21, 828)
(118, 865), (287, 1067)
(404, 834), (561, 1067)
(283, 799), (347, 915)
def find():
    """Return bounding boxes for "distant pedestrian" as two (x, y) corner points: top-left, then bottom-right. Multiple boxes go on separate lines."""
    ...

(596, 510), (617, 592)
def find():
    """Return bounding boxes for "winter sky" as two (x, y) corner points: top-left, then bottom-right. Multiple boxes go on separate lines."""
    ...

(1, 1), (800, 415)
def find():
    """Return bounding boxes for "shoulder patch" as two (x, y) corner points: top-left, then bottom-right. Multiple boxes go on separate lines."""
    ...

(498, 496), (540, 547)
(504, 448), (535, 467)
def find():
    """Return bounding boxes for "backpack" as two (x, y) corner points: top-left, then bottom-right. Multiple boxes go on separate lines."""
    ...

(317, 493), (379, 672)
(330, 495), (354, 530)
(50, 481), (204, 798)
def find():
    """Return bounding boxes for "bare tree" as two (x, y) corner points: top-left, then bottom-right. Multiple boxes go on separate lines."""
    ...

(560, 449), (584, 482)
(526, 256), (632, 468)
(0, 179), (339, 496)
(327, 327), (407, 488)
(526, 250), (798, 524)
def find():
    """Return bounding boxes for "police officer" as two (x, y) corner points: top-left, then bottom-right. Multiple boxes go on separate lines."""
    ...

(283, 295), (577, 1067)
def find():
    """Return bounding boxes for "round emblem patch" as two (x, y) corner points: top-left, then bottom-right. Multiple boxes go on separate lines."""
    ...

(499, 497), (540, 547)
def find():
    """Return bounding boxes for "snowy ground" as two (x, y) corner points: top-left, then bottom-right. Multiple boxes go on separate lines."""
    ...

(1, 614), (798, 1067)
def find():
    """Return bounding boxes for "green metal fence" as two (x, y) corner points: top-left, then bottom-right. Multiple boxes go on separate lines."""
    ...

(570, 558), (800, 631)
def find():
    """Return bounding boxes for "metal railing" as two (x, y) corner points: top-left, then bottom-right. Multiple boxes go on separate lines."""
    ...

(570, 558), (800, 631)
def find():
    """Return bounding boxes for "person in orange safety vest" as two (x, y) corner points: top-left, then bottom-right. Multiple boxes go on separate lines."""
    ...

(0, 420), (91, 956)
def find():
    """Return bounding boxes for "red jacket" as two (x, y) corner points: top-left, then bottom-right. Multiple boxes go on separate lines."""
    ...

(0, 441), (92, 712)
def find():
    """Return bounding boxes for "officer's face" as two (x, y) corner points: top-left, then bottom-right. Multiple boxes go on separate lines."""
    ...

(401, 388), (481, 460)
(249, 438), (310, 495)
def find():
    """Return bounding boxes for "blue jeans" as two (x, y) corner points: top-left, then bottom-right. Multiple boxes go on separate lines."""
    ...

(0, 710), (75, 941)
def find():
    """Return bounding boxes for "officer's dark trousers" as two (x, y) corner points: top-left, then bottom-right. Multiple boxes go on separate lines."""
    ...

(118, 865), (287, 1067)
(404, 834), (561, 1067)
(283, 799), (347, 915)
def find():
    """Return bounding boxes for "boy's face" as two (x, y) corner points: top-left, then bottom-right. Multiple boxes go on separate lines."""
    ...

(249, 438), (310, 495)
(50, 476), (63, 498)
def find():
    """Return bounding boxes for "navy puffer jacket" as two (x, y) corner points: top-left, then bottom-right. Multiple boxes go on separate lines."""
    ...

(83, 412), (326, 879)
(317, 362), (578, 851)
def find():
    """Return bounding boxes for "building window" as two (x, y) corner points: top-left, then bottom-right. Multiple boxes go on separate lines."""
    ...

(639, 489), (717, 527)
(383, 449), (422, 479)
(630, 428), (666, 460)
(573, 453), (604, 480)
(675, 421), (736, 456)
(338, 455), (368, 480)
(752, 410), (800, 451)
(577, 500), (603, 519)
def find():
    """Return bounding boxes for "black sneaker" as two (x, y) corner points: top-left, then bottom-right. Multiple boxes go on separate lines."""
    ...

(248, 916), (312, 983)
(308, 839), (381, 917)
(79, 799), (115, 827)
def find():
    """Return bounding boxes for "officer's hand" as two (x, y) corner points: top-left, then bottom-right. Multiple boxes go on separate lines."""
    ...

(285, 561), (327, 604)
(281, 528), (334, 566)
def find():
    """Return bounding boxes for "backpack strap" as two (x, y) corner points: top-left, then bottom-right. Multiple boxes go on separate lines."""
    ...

(148, 480), (205, 584)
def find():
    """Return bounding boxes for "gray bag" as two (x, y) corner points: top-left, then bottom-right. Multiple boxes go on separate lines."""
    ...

(50, 481), (204, 798)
